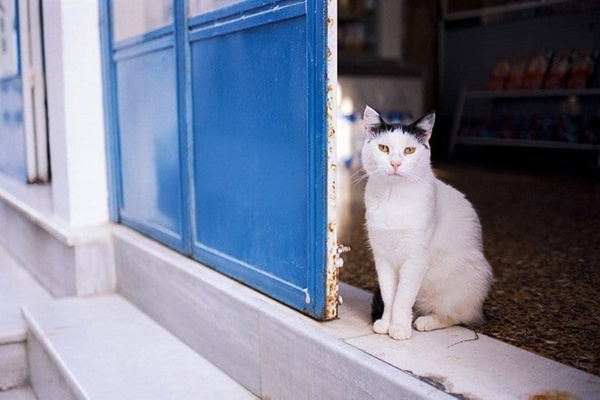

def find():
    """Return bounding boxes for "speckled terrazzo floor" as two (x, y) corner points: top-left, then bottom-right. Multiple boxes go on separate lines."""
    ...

(337, 160), (600, 376)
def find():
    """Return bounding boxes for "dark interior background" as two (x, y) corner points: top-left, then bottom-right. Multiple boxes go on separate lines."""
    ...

(337, 0), (600, 376)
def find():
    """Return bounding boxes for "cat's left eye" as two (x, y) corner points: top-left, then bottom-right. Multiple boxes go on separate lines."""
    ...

(404, 147), (416, 155)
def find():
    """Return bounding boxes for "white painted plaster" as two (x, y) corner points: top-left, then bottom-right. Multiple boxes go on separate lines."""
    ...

(42, 0), (109, 227)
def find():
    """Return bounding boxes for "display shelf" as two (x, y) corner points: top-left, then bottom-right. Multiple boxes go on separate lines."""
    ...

(450, 88), (600, 167)
(455, 136), (600, 151)
(463, 88), (600, 99)
(442, 0), (572, 22)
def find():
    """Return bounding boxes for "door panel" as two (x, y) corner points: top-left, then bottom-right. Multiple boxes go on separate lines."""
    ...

(191, 14), (310, 306)
(188, 1), (335, 318)
(115, 42), (187, 252)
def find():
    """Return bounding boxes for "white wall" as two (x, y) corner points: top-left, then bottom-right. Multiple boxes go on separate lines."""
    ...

(42, 0), (109, 227)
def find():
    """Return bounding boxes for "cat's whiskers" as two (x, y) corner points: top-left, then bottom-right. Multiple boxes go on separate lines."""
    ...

(350, 170), (368, 188)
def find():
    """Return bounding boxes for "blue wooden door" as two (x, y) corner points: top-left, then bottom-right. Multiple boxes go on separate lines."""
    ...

(102, 0), (338, 319)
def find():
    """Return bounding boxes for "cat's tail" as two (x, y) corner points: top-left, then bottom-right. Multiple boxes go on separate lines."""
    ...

(371, 286), (384, 322)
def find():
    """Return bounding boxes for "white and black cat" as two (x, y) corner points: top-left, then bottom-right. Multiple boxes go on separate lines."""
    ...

(362, 106), (493, 341)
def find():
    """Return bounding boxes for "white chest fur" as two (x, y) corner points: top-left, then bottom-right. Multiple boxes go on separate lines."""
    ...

(364, 176), (437, 262)
(364, 177), (435, 232)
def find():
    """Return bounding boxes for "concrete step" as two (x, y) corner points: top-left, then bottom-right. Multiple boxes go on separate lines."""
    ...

(0, 335), (27, 393)
(22, 295), (257, 400)
(0, 387), (37, 400)
(0, 246), (52, 392)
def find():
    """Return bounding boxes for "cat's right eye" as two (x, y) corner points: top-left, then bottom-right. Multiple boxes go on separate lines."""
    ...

(378, 144), (390, 154)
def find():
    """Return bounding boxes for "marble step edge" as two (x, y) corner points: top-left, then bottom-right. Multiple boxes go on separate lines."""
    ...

(20, 307), (87, 400)
(19, 296), (257, 400)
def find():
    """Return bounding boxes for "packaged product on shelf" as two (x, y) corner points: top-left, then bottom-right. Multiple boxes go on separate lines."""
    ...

(563, 113), (583, 142)
(496, 116), (517, 138)
(459, 117), (479, 137)
(505, 57), (528, 90)
(488, 58), (511, 91)
(582, 115), (600, 144)
(543, 50), (571, 89)
(527, 116), (542, 140)
(550, 116), (566, 141)
(539, 114), (556, 141)
(567, 49), (598, 89)
(513, 116), (530, 139)
(591, 51), (600, 88)
(523, 50), (552, 90)
(479, 117), (494, 138)
(528, 115), (557, 141)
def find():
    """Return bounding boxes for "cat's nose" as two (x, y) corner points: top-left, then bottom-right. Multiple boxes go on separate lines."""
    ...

(390, 161), (401, 170)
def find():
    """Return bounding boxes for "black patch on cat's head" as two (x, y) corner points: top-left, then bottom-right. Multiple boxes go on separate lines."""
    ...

(406, 111), (435, 149)
(364, 106), (436, 149)
(363, 105), (391, 140)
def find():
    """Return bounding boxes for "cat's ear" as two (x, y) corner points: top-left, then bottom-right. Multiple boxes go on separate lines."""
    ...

(363, 105), (384, 138)
(412, 111), (436, 143)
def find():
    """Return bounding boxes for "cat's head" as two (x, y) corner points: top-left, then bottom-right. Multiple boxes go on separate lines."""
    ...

(361, 106), (435, 181)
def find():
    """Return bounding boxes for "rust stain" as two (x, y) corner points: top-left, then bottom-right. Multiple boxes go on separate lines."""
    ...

(328, 221), (335, 233)
(528, 391), (580, 400)
(323, 0), (339, 320)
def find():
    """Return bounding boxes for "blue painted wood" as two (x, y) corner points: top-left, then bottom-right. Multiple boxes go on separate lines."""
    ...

(0, 78), (26, 181)
(190, 13), (309, 295)
(114, 42), (187, 252)
(99, 0), (120, 221)
(189, 2), (330, 317)
(188, 0), (280, 26)
(173, 0), (192, 254)
(112, 26), (174, 52)
(113, 35), (173, 62)
(305, 0), (328, 318)
(188, 1), (304, 41)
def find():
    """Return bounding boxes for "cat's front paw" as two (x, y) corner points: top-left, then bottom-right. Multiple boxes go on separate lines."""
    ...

(373, 319), (390, 334)
(414, 316), (436, 331)
(388, 323), (412, 340)
(414, 315), (455, 332)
